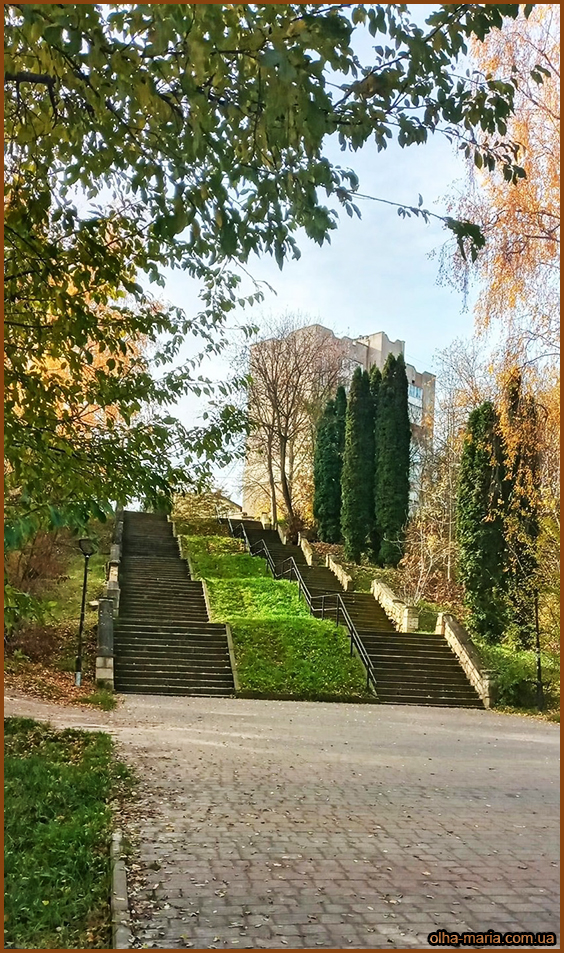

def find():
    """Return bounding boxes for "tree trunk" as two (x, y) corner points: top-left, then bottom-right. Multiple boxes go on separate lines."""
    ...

(279, 434), (294, 522)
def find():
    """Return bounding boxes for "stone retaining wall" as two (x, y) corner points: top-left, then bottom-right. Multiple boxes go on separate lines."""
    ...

(436, 612), (494, 708)
(371, 580), (418, 632)
(325, 555), (353, 591)
(299, 535), (314, 566)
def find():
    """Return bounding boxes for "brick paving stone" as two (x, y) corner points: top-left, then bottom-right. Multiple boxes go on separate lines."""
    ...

(4, 691), (559, 949)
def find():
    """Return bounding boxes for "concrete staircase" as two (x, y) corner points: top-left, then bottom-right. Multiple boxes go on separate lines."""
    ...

(114, 511), (235, 696)
(232, 518), (483, 708)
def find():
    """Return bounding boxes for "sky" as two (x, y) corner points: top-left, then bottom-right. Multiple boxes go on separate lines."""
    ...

(147, 6), (483, 501)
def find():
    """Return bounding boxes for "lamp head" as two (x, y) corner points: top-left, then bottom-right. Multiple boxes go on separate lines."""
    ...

(79, 538), (96, 557)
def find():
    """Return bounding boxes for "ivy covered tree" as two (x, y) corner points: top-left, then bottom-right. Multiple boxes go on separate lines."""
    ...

(374, 354), (411, 566)
(341, 368), (374, 563)
(313, 399), (341, 543)
(456, 401), (508, 643)
(5, 2), (535, 552)
(498, 372), (542, 648)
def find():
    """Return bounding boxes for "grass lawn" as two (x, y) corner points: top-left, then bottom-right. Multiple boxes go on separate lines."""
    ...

(4, 717), (133, 949)
(182, 534), (268, 580)
(181, 535), (370, 699)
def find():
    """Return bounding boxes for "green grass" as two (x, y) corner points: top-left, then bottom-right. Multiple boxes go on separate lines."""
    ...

(416, 600), (439, 633)
(77, 688), (118, 711)
(231, 619), (368, 697)
(207, 577), (312, 621)
(4, 717), (133, 949)
(182, 535), (269, 580)
(182, 535), (370, 699)
(44, 552), (108, 624)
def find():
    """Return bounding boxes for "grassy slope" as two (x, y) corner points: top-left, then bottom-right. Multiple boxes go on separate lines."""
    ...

(5, 532), (116, 708)
(4, 717), (132, 949)
(181, 534), (370, 698)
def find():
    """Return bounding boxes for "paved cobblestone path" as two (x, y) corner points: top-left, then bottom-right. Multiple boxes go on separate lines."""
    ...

(5, 692), (559, 949)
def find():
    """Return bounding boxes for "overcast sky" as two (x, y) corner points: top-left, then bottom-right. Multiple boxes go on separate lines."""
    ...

(147, 5), (485, 500)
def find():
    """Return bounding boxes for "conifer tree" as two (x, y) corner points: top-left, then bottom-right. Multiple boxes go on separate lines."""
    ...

(341, 367), (373, 563)
(313, 398), (341, 543)
(335, 385), (347, 462)
(368, 365), (382, 561)
(456, 401), (508, 643)
(374, 354), (411, 566)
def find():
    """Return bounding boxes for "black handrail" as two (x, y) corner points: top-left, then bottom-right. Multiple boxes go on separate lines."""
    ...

(262, 553), (377, 695)
(249, 539), (277, 577)
(224, 519), (377, 694)
(230, 519), (254, 555)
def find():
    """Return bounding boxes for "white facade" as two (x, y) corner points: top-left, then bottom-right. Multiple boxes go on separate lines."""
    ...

(242, 326), (435, 518)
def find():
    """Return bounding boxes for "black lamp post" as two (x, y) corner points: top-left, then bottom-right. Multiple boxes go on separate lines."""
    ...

(76, 538), (96, 687)
(533, 589), (544, 711)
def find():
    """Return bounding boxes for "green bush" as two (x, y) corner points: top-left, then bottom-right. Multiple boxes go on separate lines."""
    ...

(479, 643), (560, 709)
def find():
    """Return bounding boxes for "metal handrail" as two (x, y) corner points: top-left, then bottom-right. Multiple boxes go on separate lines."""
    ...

(224, 519), (377, 694)
(268, 555), (377, 695)
(249, 539), (277, 578)
(230, 519), (255, 555)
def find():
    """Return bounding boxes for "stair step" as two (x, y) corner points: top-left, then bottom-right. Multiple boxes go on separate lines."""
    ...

(119, 603), (208, 612)
(116, 511), (235, 695)
(374, 678), (479, 693)
(114, 684), (234, 696)
(116, 662), (232, 673)
(115, 637), (230, 649)
(115, 622), (226, 631)
(376, 696), (483, 708)
(115, 673), (234, 686)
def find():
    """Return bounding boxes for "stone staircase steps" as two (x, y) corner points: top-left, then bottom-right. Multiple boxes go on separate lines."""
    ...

(116, 622), (227, 634)
(232, 517), (483, 710)
(114, 511), (235, 696)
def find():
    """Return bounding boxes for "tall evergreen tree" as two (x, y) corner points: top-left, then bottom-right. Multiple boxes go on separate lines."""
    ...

(341, 367), (373, 563)
(335, 385), (347, 462)
(374, 354), (411, 566)
(313, 398), (342, 543)
(456, 401), (508, 643)
(368, 365), (382, 561)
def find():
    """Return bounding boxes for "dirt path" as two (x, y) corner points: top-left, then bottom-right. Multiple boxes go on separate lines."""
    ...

(5, 691), (560, 949)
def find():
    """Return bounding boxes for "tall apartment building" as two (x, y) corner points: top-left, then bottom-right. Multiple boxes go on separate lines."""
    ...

(242, 325), (435, 520)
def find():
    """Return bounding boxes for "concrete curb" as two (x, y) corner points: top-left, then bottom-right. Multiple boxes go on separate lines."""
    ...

(111, 830), (132, 949)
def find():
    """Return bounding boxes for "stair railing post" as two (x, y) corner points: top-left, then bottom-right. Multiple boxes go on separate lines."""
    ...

(96, 597), (114, 688)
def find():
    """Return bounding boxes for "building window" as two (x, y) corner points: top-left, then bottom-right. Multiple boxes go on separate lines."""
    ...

(408, 383), (423, 402)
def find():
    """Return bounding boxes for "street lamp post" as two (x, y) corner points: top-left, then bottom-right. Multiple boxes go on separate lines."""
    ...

(76, 538), (96, 687)
(533, 589), (544, 711)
